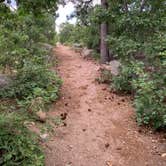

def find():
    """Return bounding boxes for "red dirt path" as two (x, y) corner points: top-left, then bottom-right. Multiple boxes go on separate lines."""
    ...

(45, 45), (166, 166)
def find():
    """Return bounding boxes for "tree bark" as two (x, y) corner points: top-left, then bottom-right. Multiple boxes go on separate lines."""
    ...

(140, 0), (146, 12)
(124, 0), (128, 12)
(100, 0), (109, 63)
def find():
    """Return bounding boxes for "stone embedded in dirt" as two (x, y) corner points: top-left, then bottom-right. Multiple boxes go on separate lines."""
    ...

(109, 60), (121, 76)
(68, 145), (73, 149)
(106, 161), (113, 166)
(99, 60), (121, 77)
(161, 153), (166, 158)
(81, 48), (93, 59)
(65, 162), (72, 166)
(23, 121), (35, 127)
(40, 133), (49, 141)
(0, 74), (12, 88)
(152, 139), (157, 143)
(36, 111), (47, 122)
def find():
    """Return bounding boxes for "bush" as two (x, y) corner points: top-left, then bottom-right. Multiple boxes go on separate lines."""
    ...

(112, 60), (166, 129)
(0, 114), (44, 166)
(0, 64), (61, 98)
(132, 62), (166, 129)
(0, 2), (59, 166)
(105, 1), (166, 129)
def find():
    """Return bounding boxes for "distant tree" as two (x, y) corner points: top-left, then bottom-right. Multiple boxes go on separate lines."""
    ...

(100, 0), (109, 63)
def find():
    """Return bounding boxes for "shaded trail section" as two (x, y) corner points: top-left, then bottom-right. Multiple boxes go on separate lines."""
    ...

(45, 45), (166, 166)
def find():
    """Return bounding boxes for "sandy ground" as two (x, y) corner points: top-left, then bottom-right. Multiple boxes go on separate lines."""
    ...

(44, 45), (166, 166)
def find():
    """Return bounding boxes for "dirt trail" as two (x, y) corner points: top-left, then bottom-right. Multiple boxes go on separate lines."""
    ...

(45, 45), (166, 166)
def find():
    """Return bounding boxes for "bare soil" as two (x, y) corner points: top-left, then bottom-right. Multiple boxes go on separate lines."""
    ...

(44, 45), (166, 166)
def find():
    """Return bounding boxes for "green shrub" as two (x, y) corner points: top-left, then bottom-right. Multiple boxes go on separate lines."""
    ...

(0, 114), (44, 166)
(0, 63), (62, 108)
(111, 65), (133, 93)
(132, 62), (166, 129)
(112, 59), (166, 129)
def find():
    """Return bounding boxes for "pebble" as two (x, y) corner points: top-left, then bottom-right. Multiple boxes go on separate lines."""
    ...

(161, 153), (166, 158)
(106, 161), (113, 166)
(40, 133), (49, 141)
(36, 111), (47, 122)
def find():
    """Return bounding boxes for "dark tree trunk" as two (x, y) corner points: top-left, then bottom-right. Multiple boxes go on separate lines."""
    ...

(124, 0), (128, 12)
(140, 0), (146, 12)
(100, 0), (110, 63)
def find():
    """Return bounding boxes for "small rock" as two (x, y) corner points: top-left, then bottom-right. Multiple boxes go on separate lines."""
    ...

(82, 129), (86, 132)
(69, 145), (73, 148)
(152, 139), (157, 143)
(106, 161), (113, 166)
(65, 162), (72, 166)
(24, 121), (35, 127)
(161, 153), (166, 158)
(81, 48), (93, 59)
(36, 111), (47, 122)
(0, 74), (12, 88)
(40, 133), (49, 141)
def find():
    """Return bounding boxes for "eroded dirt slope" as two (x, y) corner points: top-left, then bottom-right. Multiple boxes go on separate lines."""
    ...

(45, 45), (166, 166)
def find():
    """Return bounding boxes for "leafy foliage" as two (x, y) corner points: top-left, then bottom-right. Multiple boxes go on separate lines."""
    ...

(59, 5), (100, 51)
(0, 1), (61, 109)
(0, 1), (60, 165)
(0, 113), (44, 166)
(105, 0), (166, 129)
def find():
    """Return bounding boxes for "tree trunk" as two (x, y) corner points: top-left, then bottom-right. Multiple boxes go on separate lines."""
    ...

(140, 0), (146, 12)
(124, 0), (128, 12)
(100, 0), (109, 63)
